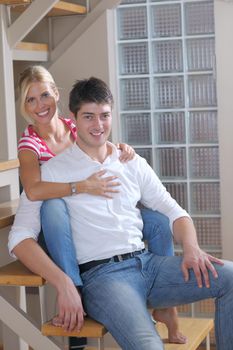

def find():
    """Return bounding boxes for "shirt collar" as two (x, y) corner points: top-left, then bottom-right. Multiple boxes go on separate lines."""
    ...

(73, 141), (119, 164)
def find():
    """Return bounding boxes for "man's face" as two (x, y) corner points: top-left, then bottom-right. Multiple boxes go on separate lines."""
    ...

(75, 102), (112, 151)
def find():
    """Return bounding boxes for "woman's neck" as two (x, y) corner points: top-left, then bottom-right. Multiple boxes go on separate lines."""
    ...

(33, 115), (65, 142)
(33, 115), (74, 155)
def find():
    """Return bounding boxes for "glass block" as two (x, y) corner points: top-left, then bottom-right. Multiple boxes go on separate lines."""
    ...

(185, 1), (215, 35)
(195, 299), (215, 316)
(157, 147), (186, 178)
(121, 113), (151, 145)
(177, 304), (192, 317)
(152, 40), (183, 73)
(190, 182), (220, 215)
(189, 111), (218, 143)
(211, 252), (222, 259)
(189, 147), (219, 179)
(117, 7), (147, 40)
(151, 4), (181, 38)
(193, 217), (221, 249)
(120, 78), (150, 110)
(163, 182), (188, 210)
(136, 148), (152, 166)
(154, 76), (184, 109)
(156, 112), (185, 144)
(186, 38), (215, 72)
(119, 42), (149, 75)
(188, 75), (217, 108)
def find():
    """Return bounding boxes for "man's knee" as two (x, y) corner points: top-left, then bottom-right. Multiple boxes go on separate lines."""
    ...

(216, 260), (233, 291)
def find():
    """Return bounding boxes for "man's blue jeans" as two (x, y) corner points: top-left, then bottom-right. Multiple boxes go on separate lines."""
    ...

(81, 251), (233, 350)
(41, 199), (174, 287)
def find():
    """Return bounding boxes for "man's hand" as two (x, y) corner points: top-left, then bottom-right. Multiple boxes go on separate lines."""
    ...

(12, 240), (85, 332)
(56, 275), (86, 332)
(182, 246), (224, 288)
(173, 217), (224, 288)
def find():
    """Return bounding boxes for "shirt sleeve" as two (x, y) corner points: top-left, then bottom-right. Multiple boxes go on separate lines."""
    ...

(18, 135), (40, 159)
(136, 155), (190, 232)
(8, 191), (42, 257)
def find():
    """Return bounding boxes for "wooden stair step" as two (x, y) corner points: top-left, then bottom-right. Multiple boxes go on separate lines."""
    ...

(0, 260), (45, 286)
(15, 42), (48, 52)
(42, 317), (213, 349)
(13, 41), (48, 61)
(157, 317), (214, 350)
(5, 1), (87, 16)
(0, 159), (19, 172)
(0, 0), (30, 4)
(42, 317), (107, 338)
(0, 199), (18, 229)
(14, 41), (48, 60)
(48, 1), (87, 16)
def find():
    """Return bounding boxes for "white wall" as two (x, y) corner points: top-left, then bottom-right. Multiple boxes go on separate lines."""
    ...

(49, 10), (116, 118)
(214, 0), (233, 260)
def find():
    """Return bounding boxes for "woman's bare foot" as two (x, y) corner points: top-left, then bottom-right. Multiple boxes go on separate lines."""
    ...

(152, 307), (187, 344)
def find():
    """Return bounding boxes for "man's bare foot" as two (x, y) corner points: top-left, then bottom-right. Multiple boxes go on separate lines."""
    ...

(152, 307), (187, 344)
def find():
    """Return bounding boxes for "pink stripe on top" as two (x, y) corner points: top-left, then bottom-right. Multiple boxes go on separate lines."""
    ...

(18, 117), (77, 165)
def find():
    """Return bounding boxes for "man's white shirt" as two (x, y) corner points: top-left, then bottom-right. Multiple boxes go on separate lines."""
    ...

(9, 142), (189, 264)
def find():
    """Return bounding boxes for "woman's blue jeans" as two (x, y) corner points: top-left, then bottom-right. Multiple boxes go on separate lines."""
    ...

(40, 199), (174, 287)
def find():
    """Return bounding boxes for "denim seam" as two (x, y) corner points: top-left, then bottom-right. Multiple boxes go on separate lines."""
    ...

(84, 296), (138, 350)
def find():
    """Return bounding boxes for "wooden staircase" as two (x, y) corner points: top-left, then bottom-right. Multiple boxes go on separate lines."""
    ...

(0, 0), (87, 16)
(0, 0), (88, 60)
(7, 0), (87, 17)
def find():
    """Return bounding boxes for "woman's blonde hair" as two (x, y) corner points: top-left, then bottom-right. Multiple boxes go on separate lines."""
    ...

(19, 65), (58, 124)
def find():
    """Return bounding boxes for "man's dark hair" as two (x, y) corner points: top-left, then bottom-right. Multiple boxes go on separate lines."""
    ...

(69, 77), (114, 117)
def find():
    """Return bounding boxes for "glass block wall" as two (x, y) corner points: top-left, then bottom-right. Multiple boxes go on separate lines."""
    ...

(116, 0), (220, 325)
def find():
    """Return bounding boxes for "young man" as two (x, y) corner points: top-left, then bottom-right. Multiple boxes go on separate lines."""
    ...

(9, 77), (233, 350)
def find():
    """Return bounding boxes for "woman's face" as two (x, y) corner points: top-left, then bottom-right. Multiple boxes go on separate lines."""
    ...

(24, 82), (59, 125)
